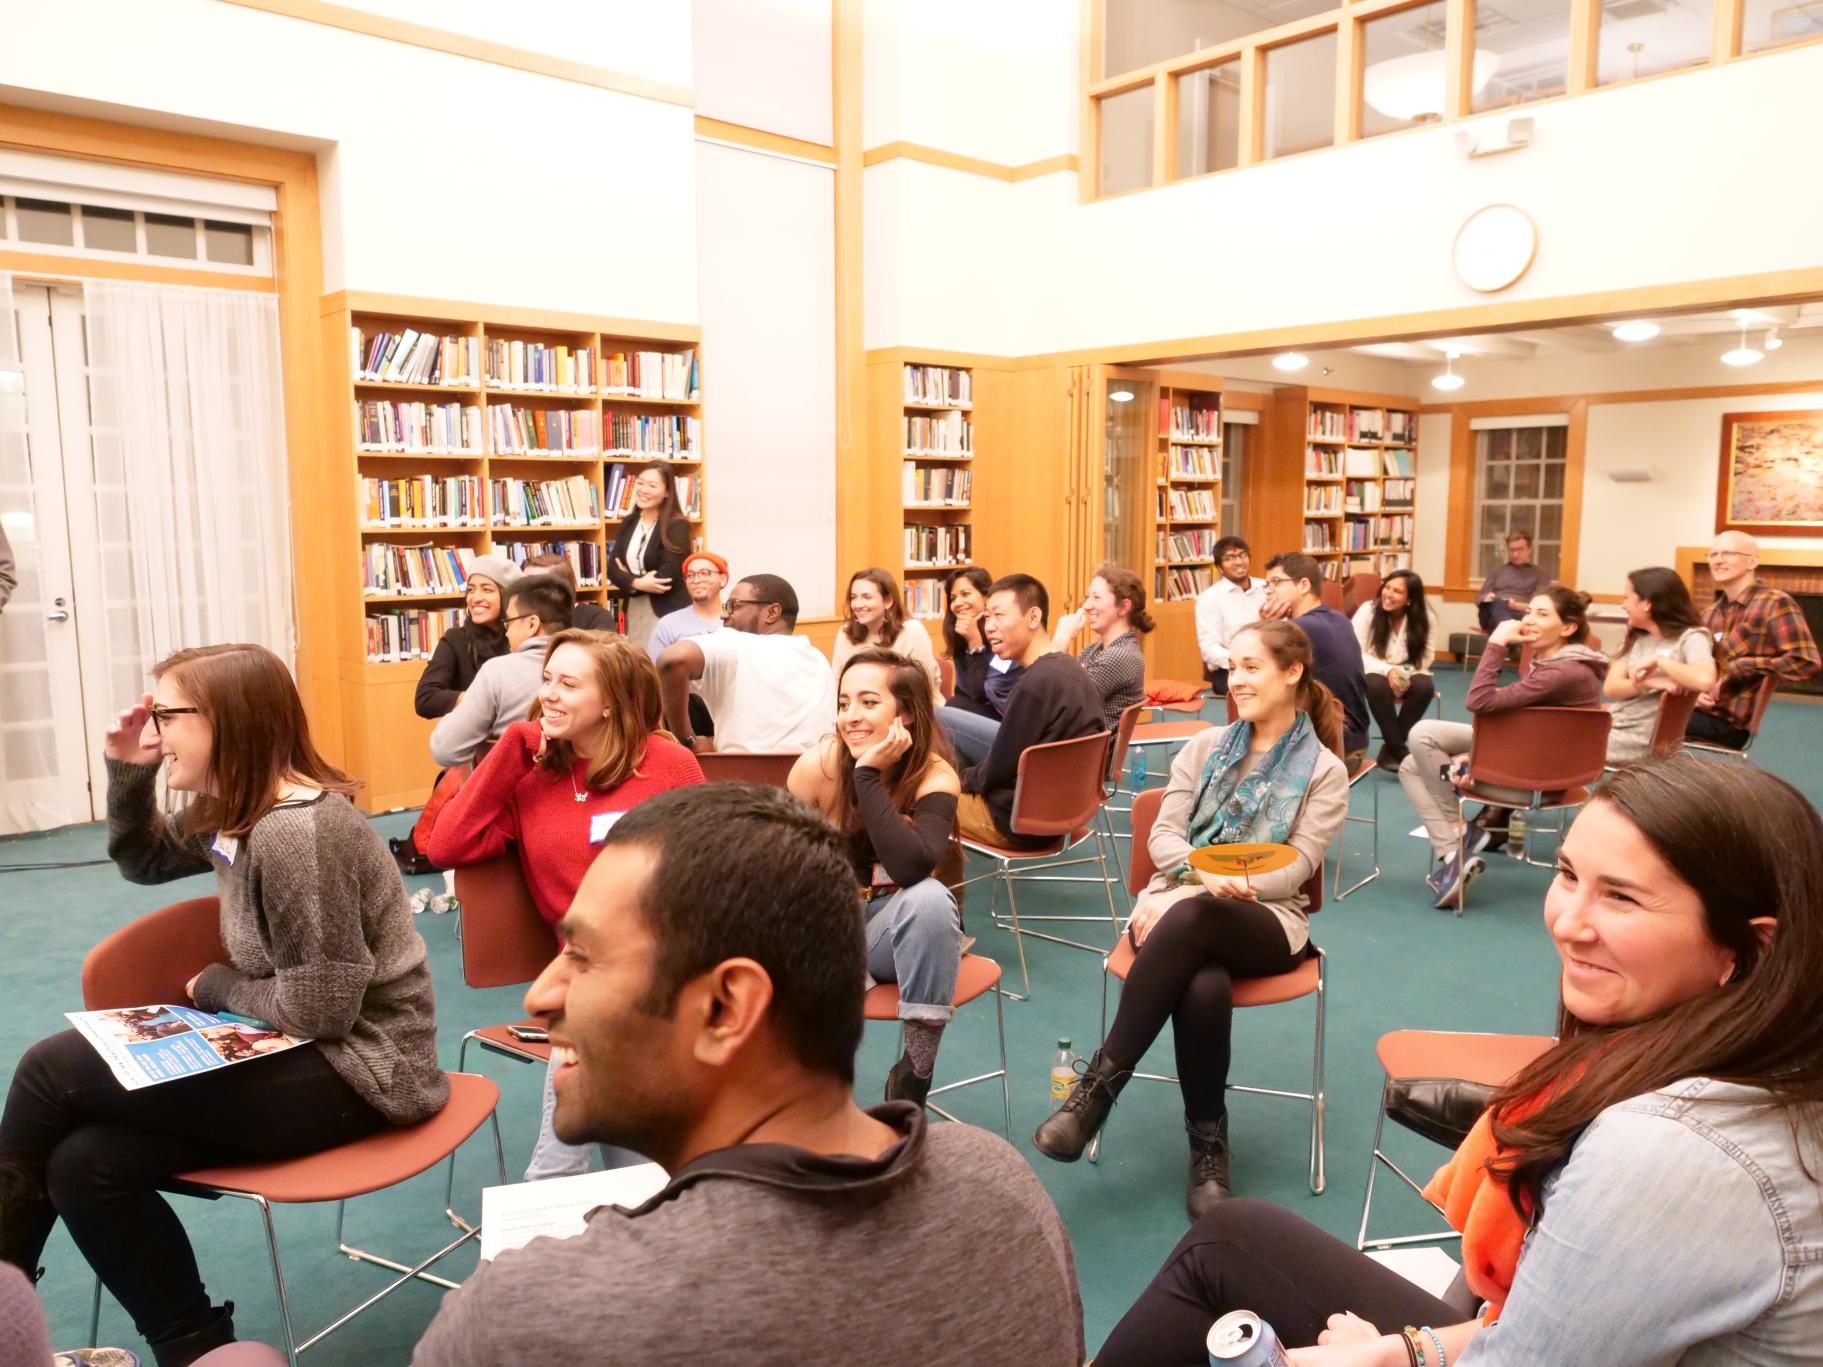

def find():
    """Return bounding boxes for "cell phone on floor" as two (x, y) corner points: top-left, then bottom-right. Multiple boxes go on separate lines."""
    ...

(507, 1024), (549, 1043)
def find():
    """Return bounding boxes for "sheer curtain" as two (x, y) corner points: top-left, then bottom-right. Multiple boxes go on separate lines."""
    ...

(82, 281), (294, 703)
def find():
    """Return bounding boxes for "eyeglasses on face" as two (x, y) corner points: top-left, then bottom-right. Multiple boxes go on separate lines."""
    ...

(1220, 552), (1249, 563)
(722, 597), (775, 615)
(1263, 575), (1294, 589)
(149, 705), (200, 733)
(684, 569), (722, 580)
(501, 612), (536, 627)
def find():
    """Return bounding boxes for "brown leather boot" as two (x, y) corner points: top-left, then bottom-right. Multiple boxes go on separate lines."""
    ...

(1032, 1050), (1130, 1162)
(1186, 1116), (1232, 1221)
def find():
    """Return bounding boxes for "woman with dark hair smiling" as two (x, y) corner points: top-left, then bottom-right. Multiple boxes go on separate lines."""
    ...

(1603, 565), (1716, 765)
(831, 567), (943, 705)
(939, 565), (997, 716)
(1098, 754), (1823, 1365)
(1352, 568), (1437, 770)
(606, 461), (692, 648)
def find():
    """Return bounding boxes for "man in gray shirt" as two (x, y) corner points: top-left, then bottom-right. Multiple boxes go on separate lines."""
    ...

(1476, 528), (1550, 631)
(413, 785), (1084, 1367)
(428, 573), (571, 768)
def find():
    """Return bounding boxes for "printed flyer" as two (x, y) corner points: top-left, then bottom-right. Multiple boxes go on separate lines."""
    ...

(66, 1005), (305, 1089)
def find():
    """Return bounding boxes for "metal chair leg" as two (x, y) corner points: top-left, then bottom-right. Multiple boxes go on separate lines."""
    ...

(1086, 956), (1113, 1166)
(88, 1273), (101, 1346)
(1309, 954), (1328, 1195)
(1355, 1091), (1391, 1249)
(254, 1195), (300, 1367)
(994, 980), (1013, 1138)
(1000, 866), (1031, 999)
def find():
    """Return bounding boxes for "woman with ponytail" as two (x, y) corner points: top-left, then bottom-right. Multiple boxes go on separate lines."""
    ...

(1033, 620), (1347, 1219)
(1050, 563), (1154, 734)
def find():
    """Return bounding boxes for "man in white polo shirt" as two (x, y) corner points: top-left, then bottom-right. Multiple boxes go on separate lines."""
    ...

(656, 573), (834, 754)
(1194, 536), (1266, 695)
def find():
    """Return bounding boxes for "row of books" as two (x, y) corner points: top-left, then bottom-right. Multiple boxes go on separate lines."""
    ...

(1305, 485), (1343, 515)
(490, 406), (601, 457)
(1309, 406), (1350, 441)
(1381, 447), (1415, 476)
(1303, 520), (1340, 552)
(363, 543), (477, 597)
(489, 476), (601, 527)
(1165, 445), (1220, 479)
(1344, 514), (1414, 549)
(361, 475), (485, 528)
(501, 539), (604, 585)
(604, 467), (701, 519)
(904, 522), (972, 567)
(904, 412), (972, 454)
(1158, 565), (1216, 600)
(485, 341), (595, 394)
(903, 365), (971, 408)
(356, 400), (482, 454)
(352, 328), (478, 387)
(1164, 402), (1220, 441)
(1341, 551), (1413, 579)
(905, 579), (947, 618)
(1162, 528), (1218, 561)
(364, 607), (465, 663)
(1346, 408), (1417, 444)
(1306, 446), (1343, 477)
(1383, 478), (1415, 507)
(1162, 488), (1217, 520)
(607, 413), (700, 458)
(1345, 479), (1384, 513)
(604, 350), (700, 401)
(903, 464), (971, 505)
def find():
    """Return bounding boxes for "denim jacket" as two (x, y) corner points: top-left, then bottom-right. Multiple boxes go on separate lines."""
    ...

(1461, 1078), (1823, 1365)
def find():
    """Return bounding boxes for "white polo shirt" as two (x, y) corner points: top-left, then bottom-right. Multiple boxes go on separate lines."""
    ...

(695, 630), (836, 753)
(1195, 576), (1267, 671)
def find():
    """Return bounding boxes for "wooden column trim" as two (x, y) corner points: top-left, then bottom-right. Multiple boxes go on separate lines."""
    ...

(1237, 46), (1262, 166)
(1714, 0), (1745, 61)
(1559, 397), (1589, 588)
(1444, 0), (1474, 119)
(1567, 0), (1601, 94)
(1081, 0), (1103, 200)
(1444, 408), (1475, 591)
(833, 0), (867, 578)
(1152, 70), (1176, 186)
(1334, 13), (1362, 147)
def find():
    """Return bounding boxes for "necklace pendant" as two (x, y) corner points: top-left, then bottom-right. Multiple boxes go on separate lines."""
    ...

(574, 789), (587, 803)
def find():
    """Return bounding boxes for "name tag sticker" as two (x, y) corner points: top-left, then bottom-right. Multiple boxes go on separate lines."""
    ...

(211, 834), (239, 866)
(870, 863), (895, 888)
(589, 811), (626, 845)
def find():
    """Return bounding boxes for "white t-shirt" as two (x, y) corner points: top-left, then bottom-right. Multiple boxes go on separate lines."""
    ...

(1607, 627), (1714, 764)
(695, 630), (836, 754)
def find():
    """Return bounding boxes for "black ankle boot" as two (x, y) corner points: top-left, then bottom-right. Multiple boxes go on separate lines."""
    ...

(1186, 1116), (1232, 1221)
(0, 1158), (56, 1283)
(884, 1055), (932, 1109)
(1032, 1050), (1129, 1162)
(149, 1302), (236, 1367)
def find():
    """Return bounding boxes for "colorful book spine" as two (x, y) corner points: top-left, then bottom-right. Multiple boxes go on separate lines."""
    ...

(902, 365), (971, 407)
(361, 543), (477, 596)
(350, 328), (478, 386)
(364, 606), (466, 662)
(501, 540), (605, 586)
(355, 400), (483, 453)
(604, 413), (701, 458)
(487, 405), (601, 456)
(902, 464), (972, 505)
(488, 476), (602, 527)
(360, 475), (485, 527)
(484, 341), (596, 394)
(601, 350), (700, 401)
(903, 412), (972, 454)
(902, 522), (973, 567)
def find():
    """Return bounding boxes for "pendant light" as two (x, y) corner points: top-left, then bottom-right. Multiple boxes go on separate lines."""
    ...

(1720, 320), (1763, 367)
(1431, 348), (1465, 391)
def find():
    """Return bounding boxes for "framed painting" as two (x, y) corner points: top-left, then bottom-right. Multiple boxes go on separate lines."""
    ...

(1716, 410), (1823, 536)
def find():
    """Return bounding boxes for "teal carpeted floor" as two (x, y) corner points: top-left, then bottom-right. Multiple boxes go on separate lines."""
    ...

(6, 672), (1821, 1362)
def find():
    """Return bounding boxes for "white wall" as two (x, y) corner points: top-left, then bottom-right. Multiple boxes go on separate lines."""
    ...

(336, 0), (693, 83)
(693, 0), (832, 144)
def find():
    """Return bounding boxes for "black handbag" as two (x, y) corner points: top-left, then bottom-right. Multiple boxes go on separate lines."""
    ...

(1383, 1076), (1498, 1150)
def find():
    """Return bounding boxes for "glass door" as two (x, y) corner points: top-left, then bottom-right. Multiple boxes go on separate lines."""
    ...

(1100, 369), (1157, 584)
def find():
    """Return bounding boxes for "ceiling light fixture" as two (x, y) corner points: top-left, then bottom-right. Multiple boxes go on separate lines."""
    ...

(1363, 48), (1500, 122)
(1611, 320), (1660, 342)
(1272, 352), (1309, 372)
(1765, 328), (1783, 351)
(1431, 348), (1466, 391)
(1109, 389), (1134, 403)
(1720, 321), (1763, 368)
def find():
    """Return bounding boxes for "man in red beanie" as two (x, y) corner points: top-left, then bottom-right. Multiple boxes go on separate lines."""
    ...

(647, 551), (729, 741)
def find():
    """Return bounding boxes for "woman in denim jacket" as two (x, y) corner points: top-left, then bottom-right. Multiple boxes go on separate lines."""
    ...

(1099, 752), (1823, 1366)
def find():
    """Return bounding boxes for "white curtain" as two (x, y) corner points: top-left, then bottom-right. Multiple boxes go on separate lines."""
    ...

(82, 281), (294, 700)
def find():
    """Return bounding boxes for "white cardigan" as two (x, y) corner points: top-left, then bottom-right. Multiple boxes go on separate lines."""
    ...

(1351, 601), (1438, 675)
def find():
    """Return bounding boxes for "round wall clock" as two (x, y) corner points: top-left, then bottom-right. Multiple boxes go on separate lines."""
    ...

(1453, 204), (1537, 293)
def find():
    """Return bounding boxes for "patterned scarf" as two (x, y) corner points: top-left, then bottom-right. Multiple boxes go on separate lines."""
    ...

(1174, 712), (1321, 881)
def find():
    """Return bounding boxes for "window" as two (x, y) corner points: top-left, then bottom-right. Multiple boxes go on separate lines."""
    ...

(1471, 0), (1573, 112)
(1742, 0), (1823, 52)
(1175, 62), (1241, 177)
(1103, 0), (1335, 75)
(1099, 83), (1156, 195)
(1103, 378), (1156, 579)
(0, 196), (272, 275)
(1263, 31), (1338, 159)
(1361, 2), (1454, 136)
(1473, 422), (1567, 579)
(1220, 421), (1246, 536)
(1598, 0), (1715, 82)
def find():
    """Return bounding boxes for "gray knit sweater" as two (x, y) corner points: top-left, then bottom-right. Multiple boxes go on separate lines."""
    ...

(105, 759), (448, 1124)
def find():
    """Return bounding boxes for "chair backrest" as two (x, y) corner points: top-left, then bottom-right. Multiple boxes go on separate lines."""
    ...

(1342, 572), (1381, 617)
(454, 852), (561, 989)
(1744, 672), (1779, 738)
(1469, 706), (1613, 793)
(83, 897), (226, 1010)
(1648, 688), (1701, 759)
(938, 654), (955, 701)
(1107, 700), (1145, 791)
(1128, 786), (1323, 910)
(1008, 730), (1113, 836)
(1319, 579), (1344, 612)
(694, 750), (799, 787)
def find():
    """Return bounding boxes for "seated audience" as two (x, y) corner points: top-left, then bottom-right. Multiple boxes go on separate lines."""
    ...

(1051, 563), (1153, 734)
(956, 574), (1104, 849)
(1352, 569), (1438, 770)
(1687, 530), (1821, 748)
(644, 551), (728, 661)
(935, 566), (1025, 766)
(605, 462), (691, 650)
(1096, 755), (1823, 1366)
(1032, 622), (1347, 1218)
(413, 554), (520, 719)
(1195, 536), (1266, 694)
(0, 645), (444, 1365)
(831, 567), (943, 705)
(428, 632), (703, 1181)
(1263, 552), (1370, 765)
(1476, 528), (1550, 632)
(429, 573), (574, 768)
(788, 648), (963, 1108)
(1604, 566), (1717, 765)
(411, 784), (1085, 1366)
(656, 573), (834, 754)
(1399, 587), (1607, 910)
(521, 551), (616, 630)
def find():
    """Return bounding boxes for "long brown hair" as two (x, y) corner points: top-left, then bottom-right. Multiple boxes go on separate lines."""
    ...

(528, 630), (672, 792)
(1489, 756), (1823, 1218)
(1536, 584), (1594, 645)
(1621, 566), (1704, 655)
(627, 461), (691, 555)
(1231, 620), (1343, 758)
(828, 648), (954, 832)
(1093, 563), (1156, 634)
(841, 567), (908, 646)
(153, 644), (359, 837)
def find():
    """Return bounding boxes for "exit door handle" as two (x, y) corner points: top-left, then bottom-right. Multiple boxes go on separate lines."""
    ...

(46, 609), (70, 622)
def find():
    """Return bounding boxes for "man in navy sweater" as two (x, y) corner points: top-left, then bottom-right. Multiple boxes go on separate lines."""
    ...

(1264, 552), (1369, 767)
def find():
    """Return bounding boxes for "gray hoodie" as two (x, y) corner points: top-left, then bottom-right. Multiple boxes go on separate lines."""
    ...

(1466, 639), (1609, 713)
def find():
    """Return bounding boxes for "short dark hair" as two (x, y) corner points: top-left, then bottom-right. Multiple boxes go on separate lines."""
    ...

(1213, 535), (1251, 563)
(605, 784), (864, 1082)
(1265, 552), (1324, 597)
(507, 573), (576, 632)
(987, 572), (1049, 627)
(1507, 528), (1534, 546)
(738, 573), (800, 627)
(521, 552), (578, 590)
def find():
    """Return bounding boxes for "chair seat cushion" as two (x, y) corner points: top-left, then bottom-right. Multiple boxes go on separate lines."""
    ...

(1375, 1029), (1556, 1087)
(1456, 783), (1588, 810)
(864, 954), (1002, 1020)
(170, 1073), (500, 1204)
(472, 1022), (552, 1064)
(1107, 938), (1321, 1005)
(956, 830), (1076, 858)
(1131, 720), (1214, 745)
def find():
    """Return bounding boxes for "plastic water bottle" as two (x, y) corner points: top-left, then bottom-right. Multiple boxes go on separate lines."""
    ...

(1507, 810), (1528, 861)
(1050, 1037), (1081, 1109)
(1130, 748), (1148, 787)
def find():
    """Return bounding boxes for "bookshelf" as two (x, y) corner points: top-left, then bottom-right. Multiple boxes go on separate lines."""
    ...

(324, 293), (703, 811)
(900, 361), (975, 619)
(1153, 376), (1222, 603)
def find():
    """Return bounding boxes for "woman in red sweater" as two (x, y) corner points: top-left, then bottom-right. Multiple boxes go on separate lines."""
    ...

(429, 628), (702, 1178)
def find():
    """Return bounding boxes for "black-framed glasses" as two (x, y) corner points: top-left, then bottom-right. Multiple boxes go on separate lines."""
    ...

(722, 596), (775, 615)
(1263, 575), (1294, 589)
(501, 612), (536, 627)
(149, 705), (199, 733)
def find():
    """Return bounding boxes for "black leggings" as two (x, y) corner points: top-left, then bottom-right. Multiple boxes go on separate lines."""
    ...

(1364, 672), (1436, 751)
(1103, 895), (1304, 1124)
(1097, 1199), (1460, 1363)
(0, 1029), (387, 1345)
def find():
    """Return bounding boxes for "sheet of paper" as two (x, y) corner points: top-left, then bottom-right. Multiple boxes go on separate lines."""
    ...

(1366, 1246), (1461, 1300)
(480, 1163), (669, 1261)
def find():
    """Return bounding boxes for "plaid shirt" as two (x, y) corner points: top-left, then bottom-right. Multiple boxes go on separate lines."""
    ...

(1703, 581), (1822, 728)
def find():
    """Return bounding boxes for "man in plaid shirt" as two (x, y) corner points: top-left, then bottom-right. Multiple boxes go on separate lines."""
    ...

(1686, 530), (1821, 748)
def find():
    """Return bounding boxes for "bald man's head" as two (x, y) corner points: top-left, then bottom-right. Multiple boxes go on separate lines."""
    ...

(1709, 530), (1760, 585)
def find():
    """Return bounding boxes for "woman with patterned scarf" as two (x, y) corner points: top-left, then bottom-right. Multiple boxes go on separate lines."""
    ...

(1034, 619), (1348, 1219)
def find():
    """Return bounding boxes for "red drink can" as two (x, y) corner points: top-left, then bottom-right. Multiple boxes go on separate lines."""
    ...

(1207, 1309), (1292, 1367)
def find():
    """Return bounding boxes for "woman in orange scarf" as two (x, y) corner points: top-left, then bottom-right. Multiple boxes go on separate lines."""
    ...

(1096, 754), (1823, 1366)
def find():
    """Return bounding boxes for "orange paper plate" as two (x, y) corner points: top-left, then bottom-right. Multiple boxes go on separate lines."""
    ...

(1187, 842), (1300, 878)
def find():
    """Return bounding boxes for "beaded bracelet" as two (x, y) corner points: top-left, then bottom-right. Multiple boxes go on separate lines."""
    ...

(1400, 1328), (1424, 1366)
(1421, 1327), (1447, 1367)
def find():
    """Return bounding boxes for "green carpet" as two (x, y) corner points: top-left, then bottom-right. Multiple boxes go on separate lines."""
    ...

(5, 674), (1819, 1362)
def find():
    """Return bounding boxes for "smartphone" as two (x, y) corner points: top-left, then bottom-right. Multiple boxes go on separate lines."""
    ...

(507, 1024), (549, 1043)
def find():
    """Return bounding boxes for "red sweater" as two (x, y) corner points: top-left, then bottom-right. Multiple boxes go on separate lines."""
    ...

(427, 720), (704, 924)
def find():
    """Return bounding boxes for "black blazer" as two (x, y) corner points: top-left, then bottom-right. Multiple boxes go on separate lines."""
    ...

(606, 513), (691, 617)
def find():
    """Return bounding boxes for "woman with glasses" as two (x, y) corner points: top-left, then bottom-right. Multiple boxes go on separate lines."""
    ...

(0, 645), (446, 1365)
(832, 568), (943, 706)
(606, 461), (693, 649)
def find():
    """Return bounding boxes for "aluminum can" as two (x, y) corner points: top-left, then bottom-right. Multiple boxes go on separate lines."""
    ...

(1206, 1309), (1292, 1367)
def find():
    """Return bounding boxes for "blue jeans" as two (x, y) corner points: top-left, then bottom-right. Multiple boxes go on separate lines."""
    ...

(864, 878), (963, 1022)
(524, 1054), (645, 1181)
(936, 706), (1000, 767)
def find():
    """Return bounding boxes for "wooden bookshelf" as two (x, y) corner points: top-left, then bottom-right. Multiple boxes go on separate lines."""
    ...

(1154, 375), (1222, 603)
(898, 361), (975, 620)
(322, 292), (703, 811)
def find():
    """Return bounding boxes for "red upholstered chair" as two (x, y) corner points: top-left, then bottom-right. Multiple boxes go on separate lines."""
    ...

(81, 898), (503, 1364)
(939, 654), (956, 702)
(864, 954), (1011, 1137)
(1684, 673), (1777, 760)
(694, 749), (801, 786)
(1320, 579), (1345, 612)
(1341, 572), (1382, 617)
(1083, 787), (1329, 1194)
(1605, 687), (1700, 776)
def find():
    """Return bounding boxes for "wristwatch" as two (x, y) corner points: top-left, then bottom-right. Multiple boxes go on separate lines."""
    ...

(678, 734), (697, 749)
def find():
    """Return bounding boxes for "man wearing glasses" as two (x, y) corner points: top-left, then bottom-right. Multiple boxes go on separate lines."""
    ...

(656, 573), (835, 754)
(646, 551), (730, 663)
(1194, 536), (1265, 695)
(1686, 530), (1821, 749)
(430, 573), (574, 767)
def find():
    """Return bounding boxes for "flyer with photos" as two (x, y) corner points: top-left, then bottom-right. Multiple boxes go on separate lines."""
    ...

(65, 1004), (306, 1090)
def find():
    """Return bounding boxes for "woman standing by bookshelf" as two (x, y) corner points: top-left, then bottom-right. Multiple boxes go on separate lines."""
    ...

(831, 567), (943, 706)
(428, 631), (703, 1179)
(413, 554), (522, 718)
(1352, 569), (1439, 771)
(607, 462), (691, 649)
(0, 645), (446, 1364)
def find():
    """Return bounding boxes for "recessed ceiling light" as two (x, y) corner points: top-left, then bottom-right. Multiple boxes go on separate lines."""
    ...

(1611, 320), (1660, 342)
(1721, 320), (1763, 367)
(1431, 347), (1466, 391)
(1272, 352), (1309, 372)
(1109, 389), (1134, 403)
